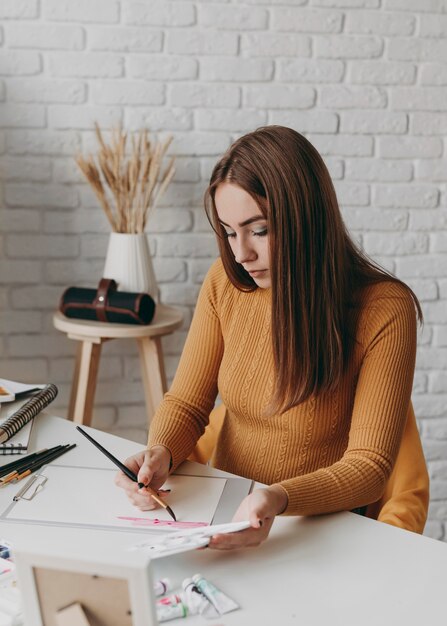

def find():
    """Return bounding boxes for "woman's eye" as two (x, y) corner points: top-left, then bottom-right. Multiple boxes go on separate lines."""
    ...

(224, 231), (236, 238)
(253, 229), (267, 237)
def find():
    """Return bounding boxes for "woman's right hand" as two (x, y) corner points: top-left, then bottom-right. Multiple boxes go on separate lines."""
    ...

(114, 445), (172, 511)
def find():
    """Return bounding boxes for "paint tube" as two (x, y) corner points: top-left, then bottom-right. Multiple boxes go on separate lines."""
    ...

(0, 543), (11, 560)
(182, 578), (219, 618)
(156, 593), (182, 607)
(156, 600), (188, 623)
(192, 573), (239, 615)
(154, 577), (170, 597)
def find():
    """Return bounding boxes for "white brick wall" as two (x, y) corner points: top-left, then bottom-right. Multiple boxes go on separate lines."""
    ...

(0, 0), (446, 540)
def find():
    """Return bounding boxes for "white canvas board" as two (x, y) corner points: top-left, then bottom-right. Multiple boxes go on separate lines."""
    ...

(3, 465), (227, 532)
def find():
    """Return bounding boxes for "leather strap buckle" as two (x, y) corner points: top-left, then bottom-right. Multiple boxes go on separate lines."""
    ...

(93, 278), (117, 322)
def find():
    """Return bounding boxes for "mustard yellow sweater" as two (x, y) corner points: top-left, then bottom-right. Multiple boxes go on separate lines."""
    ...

(148, 259), (417, 516)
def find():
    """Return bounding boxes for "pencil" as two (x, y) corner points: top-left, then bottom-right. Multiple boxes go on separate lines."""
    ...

(76, 426), (176, 522)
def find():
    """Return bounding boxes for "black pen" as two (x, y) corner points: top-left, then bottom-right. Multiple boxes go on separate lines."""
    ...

(76, 426), (176, 522)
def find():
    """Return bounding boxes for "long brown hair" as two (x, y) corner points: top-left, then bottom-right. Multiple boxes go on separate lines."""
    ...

(205, 126), (422, 414)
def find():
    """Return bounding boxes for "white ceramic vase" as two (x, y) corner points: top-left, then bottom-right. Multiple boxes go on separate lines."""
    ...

(103, 232), (159, 302)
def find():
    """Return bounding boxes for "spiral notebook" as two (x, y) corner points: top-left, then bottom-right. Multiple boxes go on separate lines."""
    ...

(0, 382), (58, 455)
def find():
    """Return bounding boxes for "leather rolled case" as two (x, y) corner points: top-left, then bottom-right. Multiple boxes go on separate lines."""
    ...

(59, 278), (156, 325)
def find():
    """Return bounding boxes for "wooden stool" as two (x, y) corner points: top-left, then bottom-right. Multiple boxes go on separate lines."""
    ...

(53, 305), (183, 427)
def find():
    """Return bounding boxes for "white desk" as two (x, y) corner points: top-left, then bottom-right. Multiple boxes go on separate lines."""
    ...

(1, 415), (447, 626)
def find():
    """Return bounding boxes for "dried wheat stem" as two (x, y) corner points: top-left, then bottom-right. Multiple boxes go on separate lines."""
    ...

(76, 124), (175, 233)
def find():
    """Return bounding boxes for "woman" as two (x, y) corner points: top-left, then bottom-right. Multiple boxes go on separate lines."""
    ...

(116, 126), (427, 548)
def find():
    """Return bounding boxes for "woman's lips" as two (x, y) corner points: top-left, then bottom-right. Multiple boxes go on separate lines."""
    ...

(248, 269), (267, 277)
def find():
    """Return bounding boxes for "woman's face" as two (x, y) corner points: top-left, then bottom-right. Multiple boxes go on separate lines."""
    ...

(215, 182), (271, 289)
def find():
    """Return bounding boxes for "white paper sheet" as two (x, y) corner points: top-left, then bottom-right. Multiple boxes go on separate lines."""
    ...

(4, 465), (227, 532)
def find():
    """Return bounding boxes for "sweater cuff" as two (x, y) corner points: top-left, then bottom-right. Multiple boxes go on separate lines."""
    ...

(271, 483), (289, 515)
(148, 429), (197, 472)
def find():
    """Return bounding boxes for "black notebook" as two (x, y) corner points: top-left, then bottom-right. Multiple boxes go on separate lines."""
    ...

(0, 381), (58, 455)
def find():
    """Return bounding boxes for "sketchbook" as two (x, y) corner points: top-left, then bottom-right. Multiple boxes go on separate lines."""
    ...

(0, 464), (253, 534)
(0, 400), (34, 455)
(0, 382), (58, 455)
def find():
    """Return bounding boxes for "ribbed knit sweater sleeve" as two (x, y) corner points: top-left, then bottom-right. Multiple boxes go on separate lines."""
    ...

(277, 284), (418, 516)
(148, 259), (225, 468)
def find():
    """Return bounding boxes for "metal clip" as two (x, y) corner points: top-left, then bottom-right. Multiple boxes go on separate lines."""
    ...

(13, 473), (47, 502)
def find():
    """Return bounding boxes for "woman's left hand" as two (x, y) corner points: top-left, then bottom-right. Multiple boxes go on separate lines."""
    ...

(208, 485), (288, 550)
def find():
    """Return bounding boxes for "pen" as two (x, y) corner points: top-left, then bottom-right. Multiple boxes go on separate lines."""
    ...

(76, 426), (176, 522)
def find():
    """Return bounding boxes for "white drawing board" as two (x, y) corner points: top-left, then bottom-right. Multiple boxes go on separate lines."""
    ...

(0, 464), (252, 533)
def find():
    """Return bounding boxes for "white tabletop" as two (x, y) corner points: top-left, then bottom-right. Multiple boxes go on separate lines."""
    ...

(1, 415), (447, 626)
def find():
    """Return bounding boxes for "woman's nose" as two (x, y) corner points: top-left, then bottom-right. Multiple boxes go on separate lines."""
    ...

(234, 239), (256, 264)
